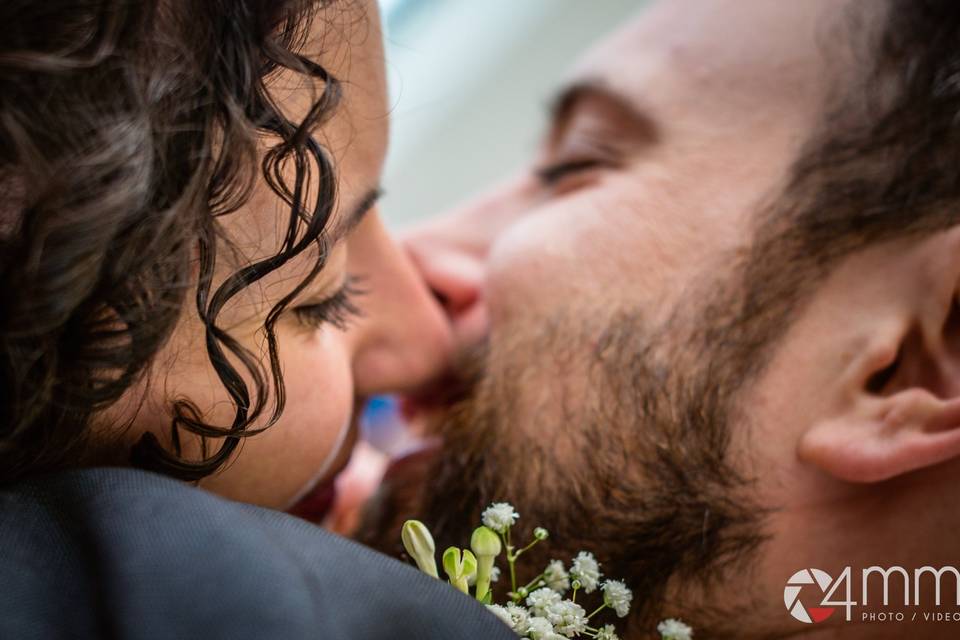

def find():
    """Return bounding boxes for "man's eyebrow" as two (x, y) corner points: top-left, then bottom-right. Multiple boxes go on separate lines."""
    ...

(547, 80), (658, 139)
(327, 187), (383, 244)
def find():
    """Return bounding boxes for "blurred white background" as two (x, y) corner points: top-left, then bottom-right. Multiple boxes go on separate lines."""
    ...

(377, 0), (644, 226)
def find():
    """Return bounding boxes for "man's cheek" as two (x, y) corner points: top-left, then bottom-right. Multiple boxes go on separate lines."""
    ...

(484, 210), (607, 324)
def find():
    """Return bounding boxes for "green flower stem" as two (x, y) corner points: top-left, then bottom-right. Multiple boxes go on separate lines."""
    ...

(474, 555), (495, 602)
(571, 584), (580, 603)
(501, 529), (519, 596)
(513, 537), (543, 558)
(499, 527), (550, 603)
(522, 573), (546, 592)
(587, 603), (608, 620)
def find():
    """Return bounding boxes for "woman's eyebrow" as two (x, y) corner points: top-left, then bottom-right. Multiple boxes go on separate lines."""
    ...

(328, 186), (383, 243)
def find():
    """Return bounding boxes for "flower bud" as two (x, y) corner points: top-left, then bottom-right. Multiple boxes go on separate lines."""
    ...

(401, 520), (438, 578)
(461, 549), (478, 577)
(534, 527), (549, 541)
(471, 526), (503, 558)
(470, 526), (502, 603)
(443, 547), (477, 594)
(443, 546), (463, 579)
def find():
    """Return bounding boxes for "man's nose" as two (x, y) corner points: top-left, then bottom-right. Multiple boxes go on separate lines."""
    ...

(403, 213), (489, 347)
(347, 213), (454, 397)
(402, 176), (536, 346)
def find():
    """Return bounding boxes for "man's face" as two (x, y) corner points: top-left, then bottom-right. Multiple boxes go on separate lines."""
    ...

(380, 0), (960, 637)
(393, 0), (835, 630)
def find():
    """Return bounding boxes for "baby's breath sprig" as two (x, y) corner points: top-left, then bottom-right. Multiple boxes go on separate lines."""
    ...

(656, 618), (694, 640)
(400, 503), (693, 639)
(481, 502), (550, 601)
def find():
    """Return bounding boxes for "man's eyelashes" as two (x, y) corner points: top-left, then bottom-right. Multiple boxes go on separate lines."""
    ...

(293, 276), (366, 331)
(534, 158), (618, 188)
(535, 158), (600, 184)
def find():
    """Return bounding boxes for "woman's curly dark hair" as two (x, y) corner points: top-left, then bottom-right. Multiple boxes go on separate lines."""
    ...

(0, 0), (348, 483)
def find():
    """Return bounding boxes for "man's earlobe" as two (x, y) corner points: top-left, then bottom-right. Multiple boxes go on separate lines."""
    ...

(799, 392), (960, 483)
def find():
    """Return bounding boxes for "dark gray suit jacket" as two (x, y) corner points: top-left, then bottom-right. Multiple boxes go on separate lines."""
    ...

(0, 468), (515, 640)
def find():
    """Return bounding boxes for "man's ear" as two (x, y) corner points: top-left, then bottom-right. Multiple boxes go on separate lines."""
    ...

(799, 268), (960, 483)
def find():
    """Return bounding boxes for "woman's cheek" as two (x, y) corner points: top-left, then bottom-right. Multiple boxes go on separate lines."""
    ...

(201, 327), (356, 509)
(279, 328), (356, 480)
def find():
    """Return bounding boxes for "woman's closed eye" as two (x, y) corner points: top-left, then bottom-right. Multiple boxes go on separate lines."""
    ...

(293, 276), (366, 331)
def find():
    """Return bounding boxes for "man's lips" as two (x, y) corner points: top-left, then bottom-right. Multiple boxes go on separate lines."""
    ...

(399, 380), (465, 425)
(401, 352), (481, 415)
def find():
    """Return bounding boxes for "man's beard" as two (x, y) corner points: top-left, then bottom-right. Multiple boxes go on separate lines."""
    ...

(358, 292), (772, 637)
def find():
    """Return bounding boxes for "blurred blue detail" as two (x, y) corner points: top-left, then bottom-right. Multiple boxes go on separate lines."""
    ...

(361, 394), (426, 456)
(362, 395), (399, 430)
(379, 0), (421, 28)
(360, 395), (401, 450)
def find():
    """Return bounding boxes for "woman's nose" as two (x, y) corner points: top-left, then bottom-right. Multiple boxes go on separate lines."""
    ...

(347, 213), (454, 397)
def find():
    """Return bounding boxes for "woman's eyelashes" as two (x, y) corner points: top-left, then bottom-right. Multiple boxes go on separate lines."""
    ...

(293, 276), (366, 331)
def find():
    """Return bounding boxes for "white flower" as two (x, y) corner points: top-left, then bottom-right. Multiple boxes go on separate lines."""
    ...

(526, 616), (562, 640)
(569, 551), (602, 593)
(504, 603), (531, 635)
(486, 604), (513, 628)
(543, 560), (570, 594)
(601, 580), (633, 618)
(596, 624), (621, 640)
(482, 502), (519, 534)
(526, 587), (562, 617)
(657, 618), (694, 640)
(545, 600), (587, 638)
(487, 603), (532, 635)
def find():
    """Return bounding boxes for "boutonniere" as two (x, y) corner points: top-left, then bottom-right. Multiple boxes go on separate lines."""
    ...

(401, 502), (693, 640)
